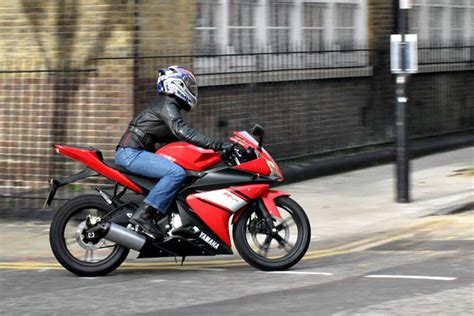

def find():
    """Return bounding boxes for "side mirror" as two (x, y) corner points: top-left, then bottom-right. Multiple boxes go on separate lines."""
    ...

(251, 124), (264, 149)
(252, 124), (265, 137)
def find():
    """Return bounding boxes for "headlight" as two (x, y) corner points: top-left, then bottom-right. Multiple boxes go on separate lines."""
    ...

(266, 160), (282, 179)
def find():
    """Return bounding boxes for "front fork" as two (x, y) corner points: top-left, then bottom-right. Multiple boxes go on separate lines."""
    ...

(255, 199), (277, 232)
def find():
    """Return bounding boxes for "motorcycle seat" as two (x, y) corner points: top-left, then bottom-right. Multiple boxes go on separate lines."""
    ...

(104, 160), (134, 175)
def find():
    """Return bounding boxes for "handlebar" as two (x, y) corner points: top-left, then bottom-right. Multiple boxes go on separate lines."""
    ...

(220, 145), (257, 166)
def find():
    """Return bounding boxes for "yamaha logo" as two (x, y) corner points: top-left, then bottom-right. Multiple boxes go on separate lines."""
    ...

(199, 232), (219, 250)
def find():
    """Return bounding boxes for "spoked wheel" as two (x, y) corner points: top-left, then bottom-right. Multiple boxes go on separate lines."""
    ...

(233, 196), (311, 271)
(50, 195), (130, 276)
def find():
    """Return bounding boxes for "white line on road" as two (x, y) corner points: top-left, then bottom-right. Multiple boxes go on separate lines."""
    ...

(150, 279), (167, 283)
(262, 271), (333, 276)
(364, 275), (457, 281)
(187, 268), (227, 272)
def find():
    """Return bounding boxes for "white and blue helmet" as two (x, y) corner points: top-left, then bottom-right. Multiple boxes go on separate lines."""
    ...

(157, 65), (198, 111)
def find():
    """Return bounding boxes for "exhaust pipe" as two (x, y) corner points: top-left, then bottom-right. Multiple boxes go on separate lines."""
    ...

(99, 222), (146, 251)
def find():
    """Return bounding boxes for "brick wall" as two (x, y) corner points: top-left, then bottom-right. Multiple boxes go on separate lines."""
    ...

(0, 1), (136, 192)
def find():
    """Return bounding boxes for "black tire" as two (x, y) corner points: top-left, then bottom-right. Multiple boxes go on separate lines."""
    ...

(49, 195), (130, 276)
(233, 196), (311, 271)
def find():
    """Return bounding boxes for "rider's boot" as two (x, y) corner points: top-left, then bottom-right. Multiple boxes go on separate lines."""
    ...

(130, 203), (164, 240)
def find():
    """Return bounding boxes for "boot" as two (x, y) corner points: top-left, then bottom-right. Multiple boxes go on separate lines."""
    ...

(130, 204), (163, 239)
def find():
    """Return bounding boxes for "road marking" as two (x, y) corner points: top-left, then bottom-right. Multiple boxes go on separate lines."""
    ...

(0, 218), (455, 271)
(187, 268), (227, 272)
(150, 279), (167, 283)
(364, 275), (457, 281)
(263, 271), (333, 276)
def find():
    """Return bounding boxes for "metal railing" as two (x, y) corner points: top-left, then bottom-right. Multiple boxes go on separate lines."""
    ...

(0, 46), (472, 211)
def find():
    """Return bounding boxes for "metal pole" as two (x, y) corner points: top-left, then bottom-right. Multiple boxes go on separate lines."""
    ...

(395, 5), (410, 203)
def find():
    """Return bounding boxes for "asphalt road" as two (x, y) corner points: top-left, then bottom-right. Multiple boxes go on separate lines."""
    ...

(1, 212), (473, 315)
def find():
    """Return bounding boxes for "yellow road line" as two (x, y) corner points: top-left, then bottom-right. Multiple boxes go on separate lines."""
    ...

(0, 218), (452, 271)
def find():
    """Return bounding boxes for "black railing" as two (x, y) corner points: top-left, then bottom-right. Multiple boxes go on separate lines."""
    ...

(0, 47), (473, 211)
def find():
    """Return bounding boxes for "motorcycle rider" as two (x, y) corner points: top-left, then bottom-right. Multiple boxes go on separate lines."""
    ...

(115, 65), (233, 238)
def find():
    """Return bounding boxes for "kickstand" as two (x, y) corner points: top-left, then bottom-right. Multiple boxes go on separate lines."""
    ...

(174, 257), (178, 265)
(180, 256), (186, 266)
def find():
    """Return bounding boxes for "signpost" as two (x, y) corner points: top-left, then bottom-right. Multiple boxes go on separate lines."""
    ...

(391, 1), (417, 203)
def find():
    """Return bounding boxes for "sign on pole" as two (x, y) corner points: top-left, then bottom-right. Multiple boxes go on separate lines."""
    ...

(390, 34), (418, 74)
(399, 0), (412, 9)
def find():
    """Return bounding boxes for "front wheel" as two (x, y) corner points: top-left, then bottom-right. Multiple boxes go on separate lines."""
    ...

(233, 196), (311, 271)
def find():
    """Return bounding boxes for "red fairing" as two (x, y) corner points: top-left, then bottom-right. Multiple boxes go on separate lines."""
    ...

(187, 184), (270, 247)
(186, 196), (232, 247)
(54, 145), (144, 194)
(261, 190), (290, 219)
(234, 157), (271, 176)
(156, 142), (221, 171)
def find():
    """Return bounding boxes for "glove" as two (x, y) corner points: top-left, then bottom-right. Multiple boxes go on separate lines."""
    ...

(218, 142), (235, 156)
(214, 142), (235, 161)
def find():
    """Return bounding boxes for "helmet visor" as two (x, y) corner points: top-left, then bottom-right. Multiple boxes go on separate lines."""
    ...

(182, 75), (198, 97)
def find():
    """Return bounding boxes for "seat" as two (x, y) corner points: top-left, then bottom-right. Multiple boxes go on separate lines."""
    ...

(103, 160), (134, 174)
(104, 160), (159, 192)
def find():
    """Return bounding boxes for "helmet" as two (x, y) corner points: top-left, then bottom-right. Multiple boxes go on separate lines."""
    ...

(157, 65), (198, 111)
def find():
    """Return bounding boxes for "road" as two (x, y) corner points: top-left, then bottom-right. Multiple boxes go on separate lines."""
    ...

(0, 212), (473, 315)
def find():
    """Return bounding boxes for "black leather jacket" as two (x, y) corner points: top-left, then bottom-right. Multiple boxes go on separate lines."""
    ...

(118, 95), (222, 152)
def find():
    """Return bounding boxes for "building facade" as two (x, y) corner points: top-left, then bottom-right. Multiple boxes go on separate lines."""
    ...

(0, 0), (472, 196)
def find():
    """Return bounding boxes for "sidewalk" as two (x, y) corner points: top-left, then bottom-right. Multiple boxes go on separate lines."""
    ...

(286, 146), (473, 241)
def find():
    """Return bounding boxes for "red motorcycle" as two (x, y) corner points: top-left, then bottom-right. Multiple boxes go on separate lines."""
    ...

(48, 124), (311, 276)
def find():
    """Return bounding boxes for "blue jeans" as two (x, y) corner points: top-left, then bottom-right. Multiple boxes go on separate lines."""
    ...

(115, 147), (186, 214)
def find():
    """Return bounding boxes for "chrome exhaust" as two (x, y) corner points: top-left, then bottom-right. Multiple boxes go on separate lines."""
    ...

(100, 222), (146, 251)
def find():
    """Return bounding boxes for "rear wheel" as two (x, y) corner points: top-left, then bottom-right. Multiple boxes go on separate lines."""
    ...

(49, 195), (130, 276)
(233, 196), (311, 271)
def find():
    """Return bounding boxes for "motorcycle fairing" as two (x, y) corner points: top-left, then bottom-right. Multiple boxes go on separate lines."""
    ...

(234, 157), (271, 175)
(231, 189), (288, 224)
(187, 184), (270, 247)
(156, 142), (221, 171)
(261, 190), (289, 218)
(54, 145), (144, 193)
(137, 200), (233, 258)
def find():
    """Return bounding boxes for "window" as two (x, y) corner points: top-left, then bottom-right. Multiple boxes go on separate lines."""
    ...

(428, 6), (443, 46)
(195, 0), (367, 54)
(335, 3), (356, 49)
(410, 0), (474, 47)
(267, 0), (294, 52)
(196, 0), (220, 54)
(194, 0), (369, 81)
(451, 7), (465, 45)
(302, 3), (326, 50)
(228, 0), (258, 53)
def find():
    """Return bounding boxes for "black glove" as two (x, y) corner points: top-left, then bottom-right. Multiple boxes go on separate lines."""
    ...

(218, 142), (236, 156)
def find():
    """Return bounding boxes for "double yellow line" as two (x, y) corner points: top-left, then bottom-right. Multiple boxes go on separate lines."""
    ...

(0, 218), (452, 271)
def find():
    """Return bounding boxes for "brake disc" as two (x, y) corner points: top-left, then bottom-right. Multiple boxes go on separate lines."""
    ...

(75, 221), (105, 250)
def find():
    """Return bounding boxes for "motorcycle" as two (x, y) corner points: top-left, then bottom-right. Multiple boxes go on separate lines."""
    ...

(47, 124), (311, 276)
